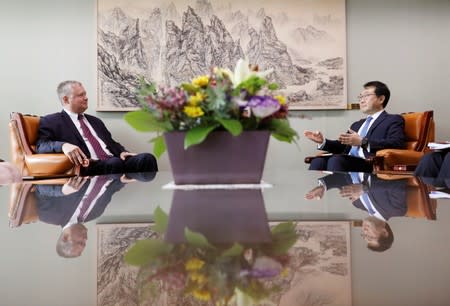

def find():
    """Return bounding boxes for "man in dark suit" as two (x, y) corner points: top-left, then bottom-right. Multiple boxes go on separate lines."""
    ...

(415, 151), (450, 179)
(306, 172), (408, 252)
(304, 81), (405, 172)
(36, 80), (158, 176)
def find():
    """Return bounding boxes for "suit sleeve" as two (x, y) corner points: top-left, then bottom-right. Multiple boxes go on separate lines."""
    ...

(369, 115), (405, 151)
(36, 115), (65, 153)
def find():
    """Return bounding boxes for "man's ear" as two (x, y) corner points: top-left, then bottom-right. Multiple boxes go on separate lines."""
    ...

(62, 96), (69, 104)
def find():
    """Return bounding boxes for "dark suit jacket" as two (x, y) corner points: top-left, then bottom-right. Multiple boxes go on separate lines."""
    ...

(319, 172), (407, 220)
(35, 177), (125, 226)
(322, 111), (405, 158)
(36, 111), (126, 158)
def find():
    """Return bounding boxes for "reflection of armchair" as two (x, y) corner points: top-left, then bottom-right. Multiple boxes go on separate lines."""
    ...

(374, 110), (434, 172)
(377, 173), (437, 220)
(8, 178), (69, 228)
(9, 112), (78, 176)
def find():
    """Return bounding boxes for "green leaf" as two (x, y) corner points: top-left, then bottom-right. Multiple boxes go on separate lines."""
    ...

(220, 243), (243, 257)
(269, 222), (299, 255)
(124, 110), (170, 132)
(184, 228), (215, 249)
(151, 135), (166, 158)
(124, 239), (172, 266)
(151, 206), (168, 234)
(184, 125), (219, 149)
(267, 83), (279, 90)
(268, 119), (298, 143)
(217, 118), (243, 136)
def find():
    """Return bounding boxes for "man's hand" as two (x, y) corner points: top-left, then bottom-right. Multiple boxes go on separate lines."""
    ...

(305, 185), (325, 200)
(62, 176), (88, 195)
(303, 130), (324, 144)
(338, 129), (362, 146)
(62, 143), (89, 167)
(120, 151), (137, 160)
(339, 184), (364, 201)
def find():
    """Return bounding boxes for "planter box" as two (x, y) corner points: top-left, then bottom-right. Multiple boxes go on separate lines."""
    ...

(164, 130), (270, 184)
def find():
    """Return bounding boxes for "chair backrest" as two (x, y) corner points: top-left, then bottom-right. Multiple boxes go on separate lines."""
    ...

(402, 110), (434, 152)
(10, 112), (40, 154)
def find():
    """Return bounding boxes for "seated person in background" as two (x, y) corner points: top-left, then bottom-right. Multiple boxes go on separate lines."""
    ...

(414, 151), (450, 179)
(36, 80), (158, 176)
(306, 172), (407, 252)
(304, 81), (405, 172)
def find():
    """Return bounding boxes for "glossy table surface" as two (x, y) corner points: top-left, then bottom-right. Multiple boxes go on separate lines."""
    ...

(1, 169), (450, 306)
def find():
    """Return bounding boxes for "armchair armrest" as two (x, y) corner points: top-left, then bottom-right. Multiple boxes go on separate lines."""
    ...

(375, 149), (425, 171)
(24, 154), (79, 175)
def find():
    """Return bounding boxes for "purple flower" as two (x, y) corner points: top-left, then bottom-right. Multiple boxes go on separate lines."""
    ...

(247, 96), (280, 118)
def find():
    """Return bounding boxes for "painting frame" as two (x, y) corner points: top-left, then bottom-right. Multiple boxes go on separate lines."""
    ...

(96, 0), (347, 112)
(96, 220), (352, 306)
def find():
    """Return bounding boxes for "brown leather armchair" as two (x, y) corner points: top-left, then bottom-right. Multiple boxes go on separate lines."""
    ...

(9, 112), (78, 176)
(374, 110), (435, 171)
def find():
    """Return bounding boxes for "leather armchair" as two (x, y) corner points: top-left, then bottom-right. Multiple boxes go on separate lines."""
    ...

(374, 110), (434, 171)
(9, 112), (78, 176)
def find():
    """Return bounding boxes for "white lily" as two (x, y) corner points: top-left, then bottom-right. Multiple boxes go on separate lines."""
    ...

(221, 58), (274, 87)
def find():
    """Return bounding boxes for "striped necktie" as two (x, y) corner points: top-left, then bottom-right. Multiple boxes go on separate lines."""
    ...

(78, 114), (110, 160)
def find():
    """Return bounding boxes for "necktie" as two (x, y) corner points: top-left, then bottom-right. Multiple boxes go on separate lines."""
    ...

(77, 176), (109, 222)
(349, 116), (373, 157)
(78, 114), (110, 160)
(361, 192), (376, 215)
(349, 172), (376, 215)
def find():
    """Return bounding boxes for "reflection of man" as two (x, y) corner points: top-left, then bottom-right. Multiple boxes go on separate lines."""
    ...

(35, 173), (156, 257)
(306, 172), (407, 252)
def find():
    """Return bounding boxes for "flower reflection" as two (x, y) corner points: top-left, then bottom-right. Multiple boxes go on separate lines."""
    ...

(124, 207), (298, 305)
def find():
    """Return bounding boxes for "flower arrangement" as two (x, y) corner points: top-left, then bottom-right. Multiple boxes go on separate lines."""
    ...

(124, 207), (299, 305)
(125, 58), (298, 157)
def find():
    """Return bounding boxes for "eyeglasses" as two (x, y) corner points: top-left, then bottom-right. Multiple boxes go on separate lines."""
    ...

(357, 93), (376, 100)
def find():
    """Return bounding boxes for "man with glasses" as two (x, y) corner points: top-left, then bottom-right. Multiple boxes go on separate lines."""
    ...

(304, 81), (406, 172)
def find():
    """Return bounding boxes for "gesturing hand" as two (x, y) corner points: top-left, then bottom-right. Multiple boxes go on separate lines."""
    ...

(338, 129), (362, 146)
(303, 130), (324, 144)
(62, 143), (89, 167)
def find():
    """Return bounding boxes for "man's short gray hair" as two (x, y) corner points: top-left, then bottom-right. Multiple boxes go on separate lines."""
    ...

(57, 80), (82, 105)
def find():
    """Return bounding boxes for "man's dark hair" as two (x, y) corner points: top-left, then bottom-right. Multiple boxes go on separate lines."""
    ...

(367, 222), (394, 252)
(364, 81), (390, 108)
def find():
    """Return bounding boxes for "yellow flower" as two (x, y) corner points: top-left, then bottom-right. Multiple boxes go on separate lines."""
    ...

(189, 91), (206, 106)
(185, 257), (205, 270)
(274, 95), (286, 105)
(190, 271), (207, 284)
(192, 75), (209, 88)
(192, 289), (211, 301)
(183, 106), (204, 118)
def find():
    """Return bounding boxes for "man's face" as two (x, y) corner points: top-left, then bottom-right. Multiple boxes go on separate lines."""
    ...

(65, 83), (88, 114)
(361, 218), (387, 247)
(67, 224), (88, 256)
(358, 86), (384, 115)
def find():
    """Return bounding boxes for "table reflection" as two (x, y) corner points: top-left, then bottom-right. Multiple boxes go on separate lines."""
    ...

(97, 187), (352, 306)
(8, 172), (156, 257)
(306, 172), (436, 252)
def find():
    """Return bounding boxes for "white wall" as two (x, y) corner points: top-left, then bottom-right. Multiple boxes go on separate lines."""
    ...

(0, 0), (449, 170)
